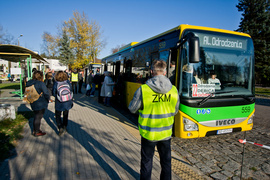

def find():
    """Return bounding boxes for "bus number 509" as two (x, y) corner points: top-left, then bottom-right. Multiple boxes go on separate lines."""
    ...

(242, 106), (250, 113)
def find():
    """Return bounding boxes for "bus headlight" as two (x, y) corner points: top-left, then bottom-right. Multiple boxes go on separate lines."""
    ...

(183, 117), (198, 131)
(247, 114), (254, 124)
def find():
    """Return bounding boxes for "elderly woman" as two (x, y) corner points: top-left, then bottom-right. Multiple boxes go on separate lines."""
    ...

(100, 71), (115, 107)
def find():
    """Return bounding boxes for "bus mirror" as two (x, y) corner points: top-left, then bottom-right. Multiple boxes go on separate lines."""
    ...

(188, 36), (200, 63)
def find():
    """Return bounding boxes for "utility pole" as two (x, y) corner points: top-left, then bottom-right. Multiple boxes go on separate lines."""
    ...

(17, 34), (23, 46)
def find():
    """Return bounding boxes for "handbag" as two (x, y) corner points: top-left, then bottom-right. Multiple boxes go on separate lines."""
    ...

(86, 84), (91, 90)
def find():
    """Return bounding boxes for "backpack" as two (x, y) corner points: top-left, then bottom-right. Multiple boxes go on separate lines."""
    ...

(23, 85), (43, 103)
(56, 81), (73, 102)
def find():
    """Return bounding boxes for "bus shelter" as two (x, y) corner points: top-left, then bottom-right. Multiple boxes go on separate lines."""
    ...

(0, 45), (48, 99)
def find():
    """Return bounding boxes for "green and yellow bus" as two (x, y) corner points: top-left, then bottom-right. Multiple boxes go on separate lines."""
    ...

(102, 25), (255, 138)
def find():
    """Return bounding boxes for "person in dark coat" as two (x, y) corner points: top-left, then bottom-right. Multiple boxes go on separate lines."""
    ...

(86, 70), (93, 96)
(97, 72), (105, 103)
(52, 71), (74, 136)
(44, 71), (54, 99)
(78, 70), (83, 94)
(26, 71), (50, 137)
(90, 68), (100, 97)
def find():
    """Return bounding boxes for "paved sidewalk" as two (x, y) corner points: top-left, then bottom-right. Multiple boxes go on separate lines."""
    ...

(0, 92), (182, 180)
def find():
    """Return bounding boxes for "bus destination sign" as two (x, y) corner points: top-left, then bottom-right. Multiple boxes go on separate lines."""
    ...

(195, 32), (248, 51)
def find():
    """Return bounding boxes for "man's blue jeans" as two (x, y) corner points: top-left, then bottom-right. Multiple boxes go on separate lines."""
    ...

(140, 137), (171, 180)
(90, 83), (96, 95)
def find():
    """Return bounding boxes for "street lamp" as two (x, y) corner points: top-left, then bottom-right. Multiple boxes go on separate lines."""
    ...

(17, 34), (23, 46)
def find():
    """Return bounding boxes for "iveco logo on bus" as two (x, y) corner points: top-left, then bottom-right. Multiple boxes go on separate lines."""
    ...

(216, 119), (236, 126)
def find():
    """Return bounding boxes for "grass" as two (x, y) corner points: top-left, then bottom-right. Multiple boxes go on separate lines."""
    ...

(0, 111), (32, 161)
(255, 87), (270, 96)
(250, 167), (258, 171)
(0, 82), (20, 89)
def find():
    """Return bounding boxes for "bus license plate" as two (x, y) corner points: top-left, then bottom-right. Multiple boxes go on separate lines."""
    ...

(217, 128), (233, 134)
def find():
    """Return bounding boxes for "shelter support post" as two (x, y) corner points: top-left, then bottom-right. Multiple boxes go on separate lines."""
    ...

(19, 61), (23, 99)
(27, 57), (30, 80)
(29, 55), (32, 78)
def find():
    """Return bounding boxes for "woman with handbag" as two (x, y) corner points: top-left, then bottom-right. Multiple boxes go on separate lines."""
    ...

(86, 70), (93, 96)
(26, 71), (50, 137)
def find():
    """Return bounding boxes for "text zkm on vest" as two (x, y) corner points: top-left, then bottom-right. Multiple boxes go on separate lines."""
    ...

(152, 94), (171, 103)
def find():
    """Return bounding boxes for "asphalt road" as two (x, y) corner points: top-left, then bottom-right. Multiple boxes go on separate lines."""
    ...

(254, 97), (270, 129)
(113, 97), (270, 179)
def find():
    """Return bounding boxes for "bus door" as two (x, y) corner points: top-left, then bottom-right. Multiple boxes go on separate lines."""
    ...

(124, 60), (132, 81)
(169, 49), (178, 85)
(159, 50), (177, 85)
(115, 61), (121, 82)
(114, 61), (123, 103)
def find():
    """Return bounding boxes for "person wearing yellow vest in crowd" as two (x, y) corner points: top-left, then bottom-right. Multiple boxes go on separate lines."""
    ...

(129, 60), (179, 180)
(70, 69), (79, 94)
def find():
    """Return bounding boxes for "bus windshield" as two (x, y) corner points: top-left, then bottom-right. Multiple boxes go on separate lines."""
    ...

(180, 30), (254, 98)
(89, 63), (102, 75)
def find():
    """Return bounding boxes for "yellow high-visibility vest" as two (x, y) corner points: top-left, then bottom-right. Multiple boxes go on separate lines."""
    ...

(71, 73), (78, 82)
(138, 84), (178, 141)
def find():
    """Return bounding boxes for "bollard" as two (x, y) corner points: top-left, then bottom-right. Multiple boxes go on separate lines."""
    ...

(0, 104), (16, 121)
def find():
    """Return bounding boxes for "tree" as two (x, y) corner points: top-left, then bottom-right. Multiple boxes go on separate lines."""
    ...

(41, 31), (59, 58)
(111, 44), (126, 54)
(63, 11), (105, 69)
(58, 30), (74, 66)
(0, 25), (14, 44)
(236, 0), (270, 85)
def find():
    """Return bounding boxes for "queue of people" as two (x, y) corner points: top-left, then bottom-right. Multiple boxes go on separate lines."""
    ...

(25, 61), (180, 179)
(25, 69), (74, 137)
(26, 68), (78, 137)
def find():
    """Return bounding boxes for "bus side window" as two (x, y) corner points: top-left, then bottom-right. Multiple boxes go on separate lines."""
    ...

(151, 52), (159, 61)
(159, 50), (170, 64)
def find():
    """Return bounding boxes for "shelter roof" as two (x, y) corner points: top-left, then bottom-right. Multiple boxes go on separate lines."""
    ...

(0, 44), (48, 63)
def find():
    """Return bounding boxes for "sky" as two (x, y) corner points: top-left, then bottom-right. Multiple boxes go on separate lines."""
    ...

(0, 0), (242, 59)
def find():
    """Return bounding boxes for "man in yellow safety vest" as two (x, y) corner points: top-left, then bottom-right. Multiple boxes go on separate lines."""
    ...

(129, 60), (179, 180)
(70, 69), (79, 94)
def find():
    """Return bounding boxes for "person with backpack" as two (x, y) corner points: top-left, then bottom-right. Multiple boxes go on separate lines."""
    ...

(52, 70), (73, 136)
(26, 71), (50, 137)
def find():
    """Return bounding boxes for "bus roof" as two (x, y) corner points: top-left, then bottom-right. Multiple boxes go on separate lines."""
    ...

(102, 24), (251, 60)
(178, 24), (251, 38)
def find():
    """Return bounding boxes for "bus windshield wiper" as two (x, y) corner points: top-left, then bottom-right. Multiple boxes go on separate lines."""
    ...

(198, 91), (237, 106)
(239, 95), (255, 102)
